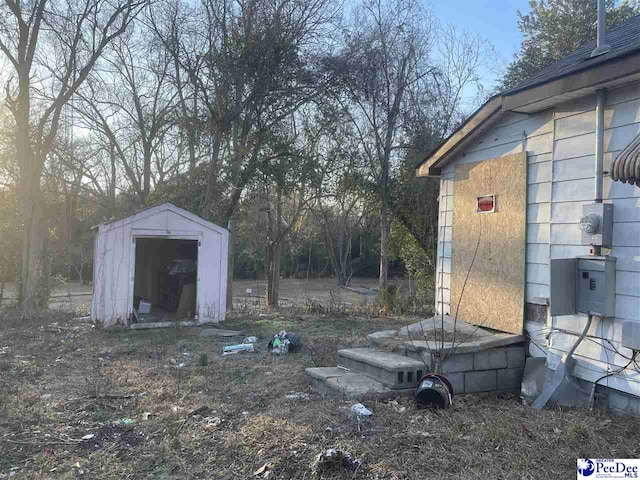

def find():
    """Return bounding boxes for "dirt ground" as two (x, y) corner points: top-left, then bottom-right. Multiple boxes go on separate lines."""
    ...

(1, 309), (639, 480)
(0, 277), (412, 312)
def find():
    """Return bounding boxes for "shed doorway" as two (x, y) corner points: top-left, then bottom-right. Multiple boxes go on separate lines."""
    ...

(132, 238), (198, 323)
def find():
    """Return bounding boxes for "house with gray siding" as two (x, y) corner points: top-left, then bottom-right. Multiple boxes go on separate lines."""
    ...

(416, 14), (640, 414)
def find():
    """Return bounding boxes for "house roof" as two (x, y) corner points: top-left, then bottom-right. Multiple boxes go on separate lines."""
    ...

(503, 14), (640, 95)
(416, 14), (640, 177)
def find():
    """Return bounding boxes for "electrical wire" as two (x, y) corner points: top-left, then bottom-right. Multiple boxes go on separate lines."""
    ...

(589, 351), (638, 408)
(525, 327), (639, 403)
(526, 326), (635, 361)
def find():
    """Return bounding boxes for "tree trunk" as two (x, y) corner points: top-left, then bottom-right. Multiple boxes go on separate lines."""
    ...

(142, 144), (152, 205)
(17, 126), (42, 311)
(379, 207), (390, 290)
(265, 188), (283, 307)
(266, 240), (281, 307)
(226, 219), (234, 311)
(109, 142), (117, 213)
(20, 193), (42, 312)
(16, 68), (41, 314)
(265, 243), (273, 305)
(336, 228), (344, 286)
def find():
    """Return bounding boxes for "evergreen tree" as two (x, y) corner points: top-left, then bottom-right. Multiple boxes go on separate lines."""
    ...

(501, 0), (640, 90)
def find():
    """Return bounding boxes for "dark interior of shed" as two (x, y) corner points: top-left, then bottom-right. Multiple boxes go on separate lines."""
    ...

(133, 238), (198, 322)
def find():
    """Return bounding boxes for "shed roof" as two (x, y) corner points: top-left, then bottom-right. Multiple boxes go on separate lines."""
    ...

(98, 202), (229, 235)
(416, 13), (640, 177)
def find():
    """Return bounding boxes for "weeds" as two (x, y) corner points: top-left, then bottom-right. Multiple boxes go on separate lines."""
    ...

(1, 309), (639, 479)
(199, 352), (209, 367)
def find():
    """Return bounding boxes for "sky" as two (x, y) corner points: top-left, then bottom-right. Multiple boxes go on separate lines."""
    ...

(433, 0), (532, 87)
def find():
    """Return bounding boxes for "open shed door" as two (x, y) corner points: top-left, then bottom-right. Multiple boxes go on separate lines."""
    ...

(450, 152), (527, 335)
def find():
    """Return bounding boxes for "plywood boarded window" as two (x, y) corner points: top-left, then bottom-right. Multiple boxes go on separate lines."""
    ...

(450, 152), (527, 335)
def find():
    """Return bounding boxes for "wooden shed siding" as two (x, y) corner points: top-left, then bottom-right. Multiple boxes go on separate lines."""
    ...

(91, 204), (229, 327)
(432, 79), (640, 397)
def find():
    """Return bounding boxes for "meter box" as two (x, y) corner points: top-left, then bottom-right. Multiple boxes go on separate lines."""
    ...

(550, 256), (616, 317)
(576, 256), (616, 316)
(579, 203), (613, 247)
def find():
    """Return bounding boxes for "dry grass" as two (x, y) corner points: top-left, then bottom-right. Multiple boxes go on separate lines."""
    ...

(1, 309), (639, 479)
(224, 415), (312, 453)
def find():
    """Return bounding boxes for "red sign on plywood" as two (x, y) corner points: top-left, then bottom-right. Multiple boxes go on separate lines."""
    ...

(476, 195), (495, 213)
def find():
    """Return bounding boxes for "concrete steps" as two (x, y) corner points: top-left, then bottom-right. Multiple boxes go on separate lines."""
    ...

(304, 348), (425, 399)
(305, 367), (414, 400)
(305, 317), (528, 401)
(336, 348), (426, 390)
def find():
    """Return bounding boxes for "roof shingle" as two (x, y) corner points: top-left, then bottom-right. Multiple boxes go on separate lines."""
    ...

(503, 14), (640, 95)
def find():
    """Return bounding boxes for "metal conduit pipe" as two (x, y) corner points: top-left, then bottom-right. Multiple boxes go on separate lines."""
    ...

(592, 0), (609, 207)
(533, 2), (610, 410)
(532, 314), (594, 409)
(594, 88), (606, 206)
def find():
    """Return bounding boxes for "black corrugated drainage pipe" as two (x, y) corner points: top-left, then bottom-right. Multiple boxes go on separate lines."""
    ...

(415, 373), (453, 410)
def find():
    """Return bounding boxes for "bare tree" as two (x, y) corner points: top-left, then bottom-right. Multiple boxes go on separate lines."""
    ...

(321, 0), (436, 291)
(323, 0), (486, 291)
(308, 114), (373, 287)
(73, 26), (180, 207)
(0, 0), (145, 311)
(151, 0), (335, 308)
(312, 189), (372, 287)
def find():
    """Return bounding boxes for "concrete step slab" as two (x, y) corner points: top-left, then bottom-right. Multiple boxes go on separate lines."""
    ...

(337, 348), (427, 389)
(401, 333), (525, 357)
(398, 314), (492, 338)
(366, 330), (400, 347)
(130, 320), (198, 330)
(305, 367), (414, 400)
(199, 328), (244, 337)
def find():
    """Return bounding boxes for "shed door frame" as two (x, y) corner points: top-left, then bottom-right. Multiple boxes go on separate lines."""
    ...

(129, 230), (203, 321)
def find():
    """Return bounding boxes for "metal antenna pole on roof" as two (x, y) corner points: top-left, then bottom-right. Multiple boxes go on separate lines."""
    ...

(591, 0), (611, 57)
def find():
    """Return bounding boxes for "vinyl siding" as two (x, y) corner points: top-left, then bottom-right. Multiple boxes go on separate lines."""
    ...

(433, 79), (640, 398)
(548, 81), (640, 397)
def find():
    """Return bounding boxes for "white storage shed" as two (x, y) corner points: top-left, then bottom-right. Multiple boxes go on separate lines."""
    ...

(91, 203), (229, 328)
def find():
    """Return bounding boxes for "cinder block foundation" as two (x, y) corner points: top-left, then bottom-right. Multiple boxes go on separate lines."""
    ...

(465, 370), (497, 393)
(497, 367), (525, 391)
(403, 343), (526, 394)
(306, 328), (527, 399)
(445, 372), (465, 395)
(473, 349), (507, 370)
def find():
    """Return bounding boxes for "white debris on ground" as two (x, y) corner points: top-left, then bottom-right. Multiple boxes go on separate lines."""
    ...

(285, 392), (311, 401)
(350, 403), (373, 416)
